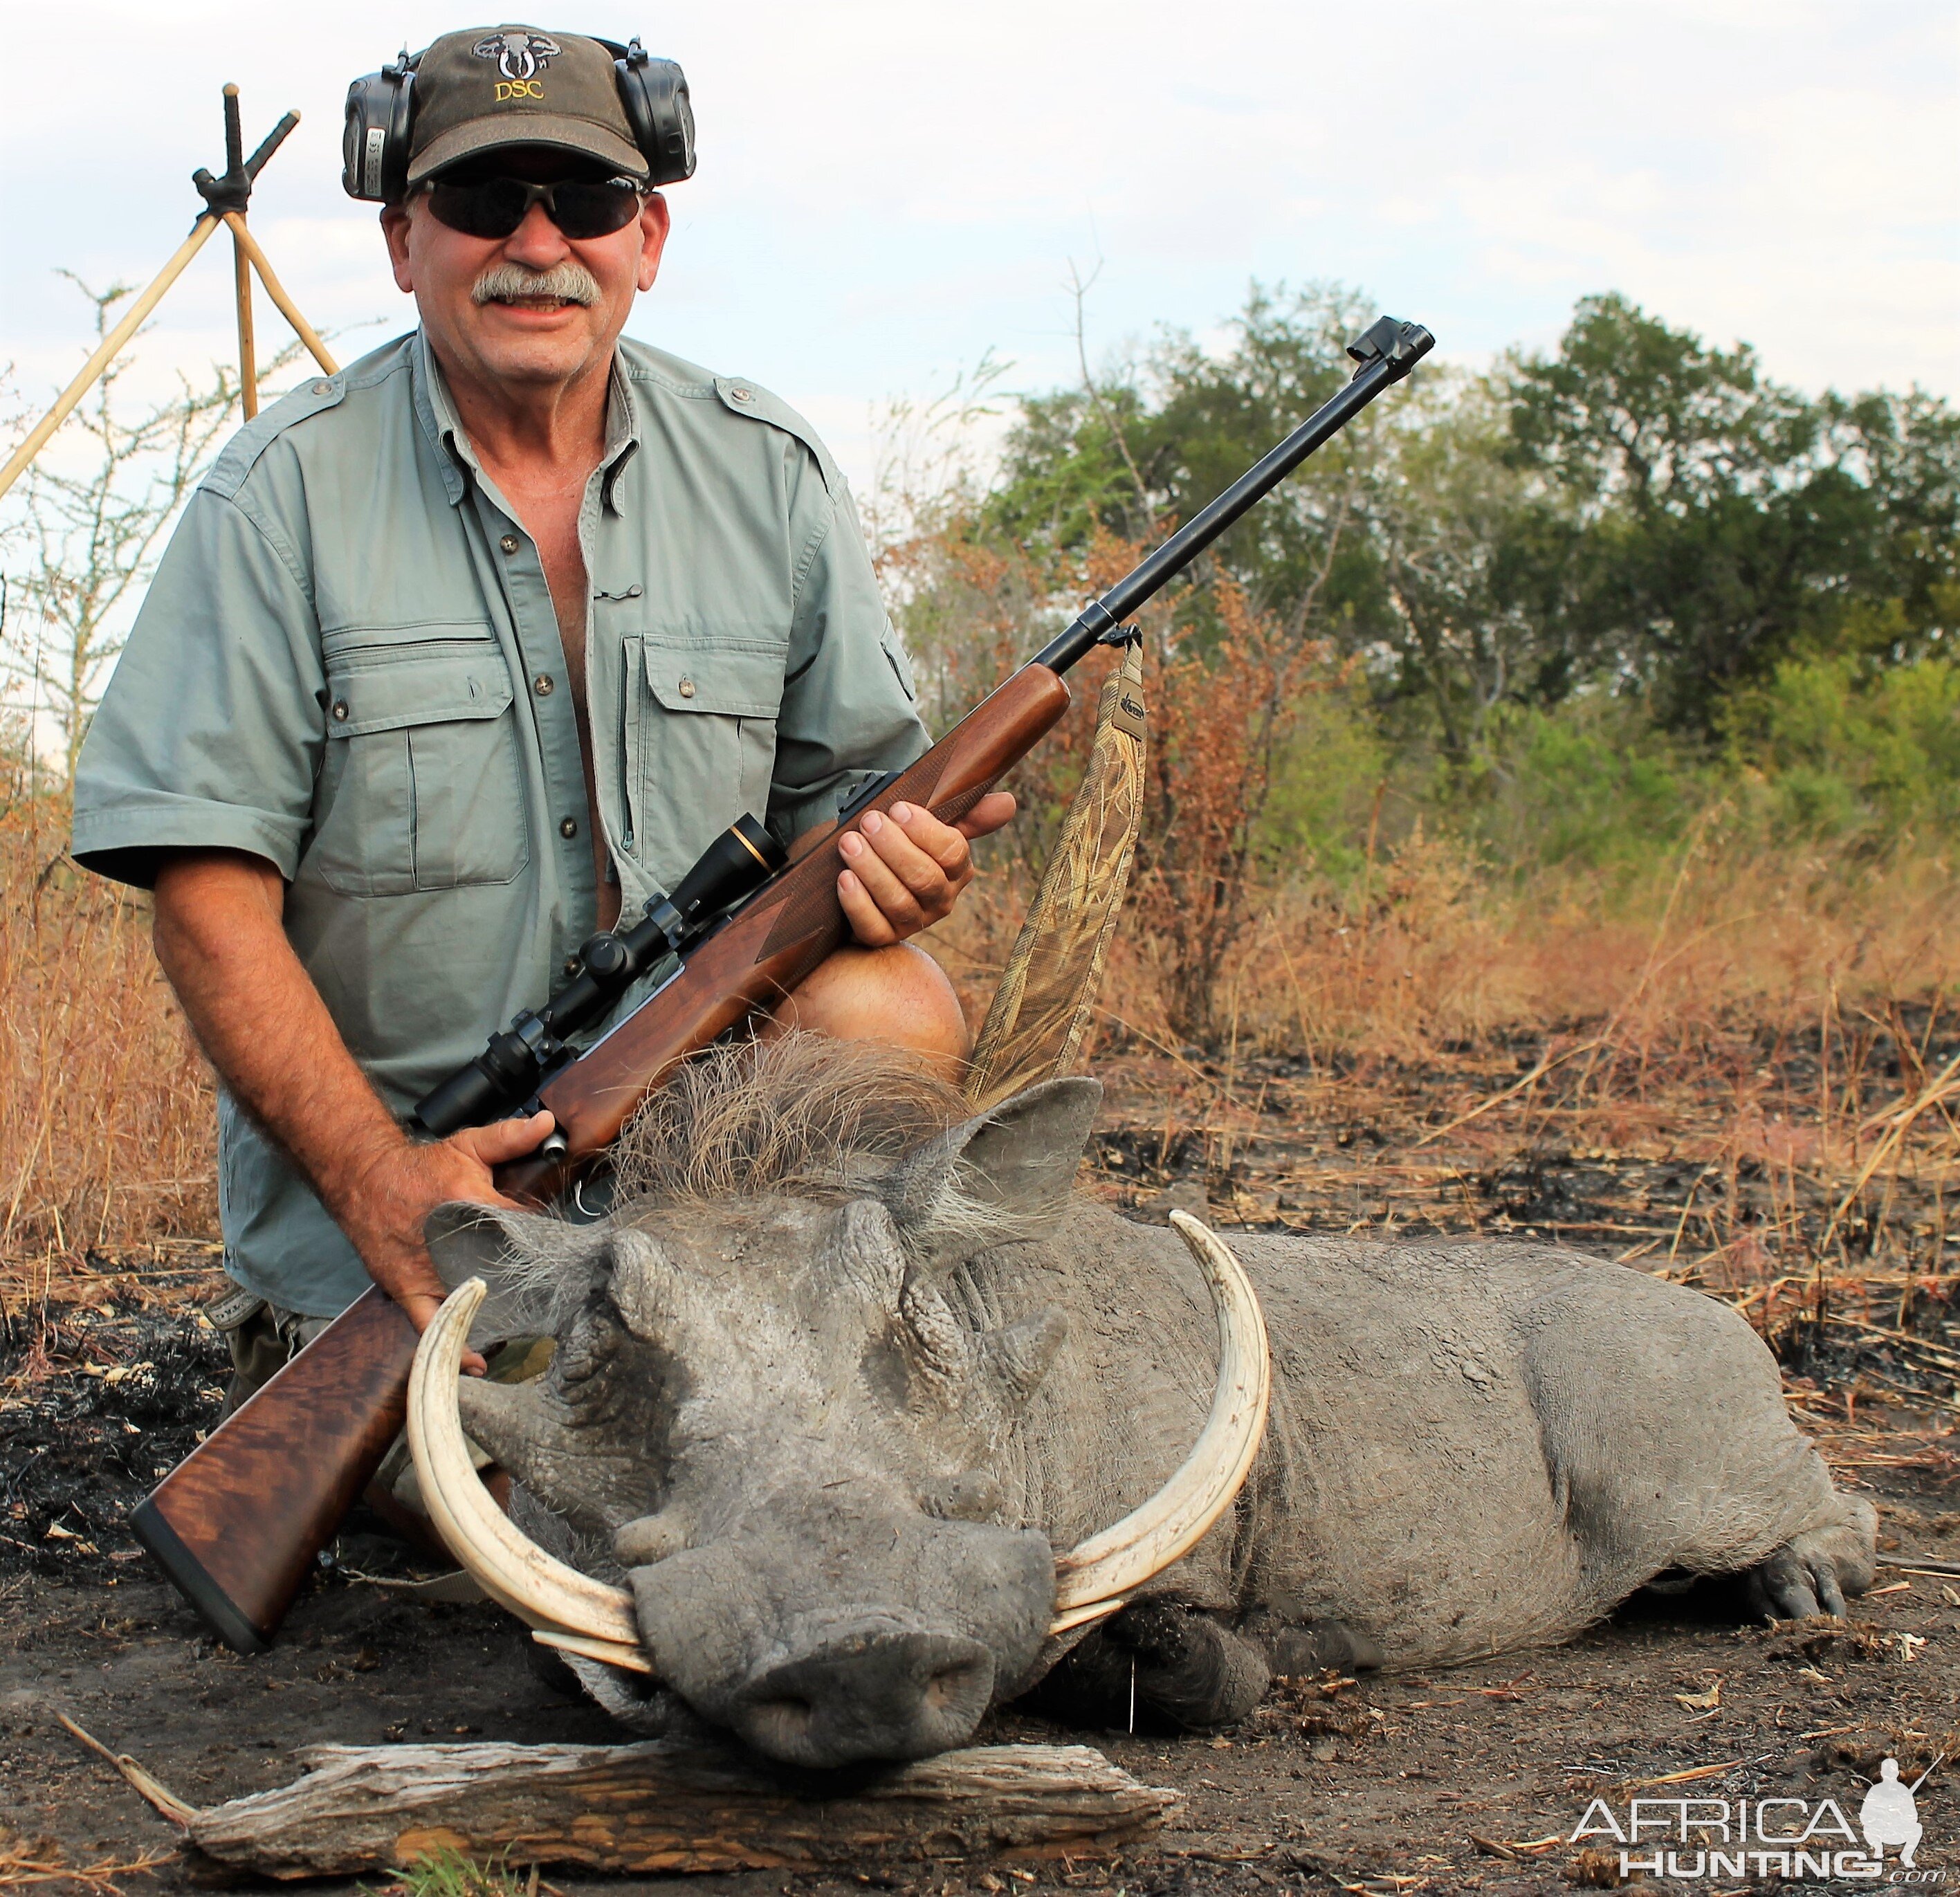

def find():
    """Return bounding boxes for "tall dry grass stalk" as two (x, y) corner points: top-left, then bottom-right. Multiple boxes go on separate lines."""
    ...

(0, 791), (216, 1279)
(942, 829), (1960, 1078)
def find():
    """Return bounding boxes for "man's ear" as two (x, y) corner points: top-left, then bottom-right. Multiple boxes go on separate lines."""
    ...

(636, 191), (670, 293)
(884, 1076), (1101, 1262)
(380, 203), (415, 293)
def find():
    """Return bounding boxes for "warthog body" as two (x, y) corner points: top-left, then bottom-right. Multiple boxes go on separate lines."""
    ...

(431, 1040), (1874, 1768)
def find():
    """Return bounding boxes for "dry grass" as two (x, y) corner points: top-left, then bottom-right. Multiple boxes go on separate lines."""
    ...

(948, 824), (1960, 1077)
(0, 789), (217, 1302)
(5, 766), (1959, 1346)
(940, 823), (1960, 1302)
(0, 1827), (172, 1894)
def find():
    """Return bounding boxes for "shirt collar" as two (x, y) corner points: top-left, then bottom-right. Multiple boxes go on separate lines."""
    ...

(411, 329), (641, 512)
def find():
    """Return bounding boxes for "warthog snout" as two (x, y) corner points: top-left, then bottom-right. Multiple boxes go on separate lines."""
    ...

(733, 1620), (996, 1766)
(626, 1499), (1055, 1768)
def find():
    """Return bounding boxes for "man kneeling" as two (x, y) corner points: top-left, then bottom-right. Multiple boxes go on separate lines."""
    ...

(69, 22), (1011, 1403)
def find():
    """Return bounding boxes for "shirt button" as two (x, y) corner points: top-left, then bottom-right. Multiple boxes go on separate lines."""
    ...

(533, 674), (555, 697)
(500, 534), (520, 555)
(677, 676), (696, 699)
(331, 699), (349, 721)
(731, 385), (753, 403)
(560, 817), (579, 839)
(311, 379), (333, 396)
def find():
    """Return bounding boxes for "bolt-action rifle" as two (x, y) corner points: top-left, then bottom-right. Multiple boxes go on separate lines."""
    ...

(131, 316), (1434, 1653)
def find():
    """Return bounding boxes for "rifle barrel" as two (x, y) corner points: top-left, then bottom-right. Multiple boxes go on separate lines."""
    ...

(1033, 319), (1434, 676)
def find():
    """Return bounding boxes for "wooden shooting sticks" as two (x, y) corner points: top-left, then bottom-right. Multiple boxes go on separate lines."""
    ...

(0, 84), (338, 506)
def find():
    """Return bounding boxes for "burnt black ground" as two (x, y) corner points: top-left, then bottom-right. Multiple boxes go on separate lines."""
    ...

(0, 1305), (1952, 1896)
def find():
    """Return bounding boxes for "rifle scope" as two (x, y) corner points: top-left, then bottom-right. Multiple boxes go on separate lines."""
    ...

(414, 313), (1436, 1141)
(412, 813), (786, 1137)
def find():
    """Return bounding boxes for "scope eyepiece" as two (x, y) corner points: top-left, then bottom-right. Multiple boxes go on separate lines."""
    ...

(414, 1011), (559, 1136)
(646, 813), (785, 948)
(411, 813), (788, 1139)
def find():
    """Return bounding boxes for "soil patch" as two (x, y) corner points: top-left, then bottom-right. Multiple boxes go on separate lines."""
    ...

(3, 1034), (1955, 1892)
(1, 1480), (1950, 1895)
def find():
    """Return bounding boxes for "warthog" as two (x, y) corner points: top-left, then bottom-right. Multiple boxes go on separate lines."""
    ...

(411, 1038), (1875, 1770)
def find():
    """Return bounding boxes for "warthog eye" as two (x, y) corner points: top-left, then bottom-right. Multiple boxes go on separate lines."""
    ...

(919, 1472), (1004, 1521)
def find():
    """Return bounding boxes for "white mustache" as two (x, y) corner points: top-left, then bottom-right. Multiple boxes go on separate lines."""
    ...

(472, 261), (603, 307)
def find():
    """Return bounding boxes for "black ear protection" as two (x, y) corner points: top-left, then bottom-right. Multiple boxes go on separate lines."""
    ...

(341, 35), (695, 204)
(343, 48), (420, 203)
(596, 38), (696, 185)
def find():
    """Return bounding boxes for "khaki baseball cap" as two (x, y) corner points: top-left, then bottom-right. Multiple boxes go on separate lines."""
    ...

(406, 26), (647, 187)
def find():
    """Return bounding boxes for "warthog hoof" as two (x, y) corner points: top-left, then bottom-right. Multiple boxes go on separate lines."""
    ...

(1741, 1501), (1879, 1620)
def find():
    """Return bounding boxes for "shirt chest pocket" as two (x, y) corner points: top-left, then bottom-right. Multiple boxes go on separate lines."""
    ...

(623, 639), (782, 890)
(305, 632), (529, 897)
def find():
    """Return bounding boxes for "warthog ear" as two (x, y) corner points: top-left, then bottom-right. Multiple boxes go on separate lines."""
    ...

(425, 1201), (613, 1341)
(886, 1076), (1102, 1261)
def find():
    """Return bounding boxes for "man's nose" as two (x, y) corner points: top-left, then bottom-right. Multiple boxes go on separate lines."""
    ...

(502, 201), (571, 266)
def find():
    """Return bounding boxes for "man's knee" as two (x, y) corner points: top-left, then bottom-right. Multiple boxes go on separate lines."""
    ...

(767, 941), (970, 1068)
(216, 1299), (330, 1418)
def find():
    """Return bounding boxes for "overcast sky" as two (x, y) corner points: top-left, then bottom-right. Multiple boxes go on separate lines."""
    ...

(1, 0), (1956, 488)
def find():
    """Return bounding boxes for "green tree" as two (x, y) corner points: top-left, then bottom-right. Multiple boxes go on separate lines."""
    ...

(1367, 370), (1553, 760)
(1503, 293), (1960, 730)
(986, 282), (1390, 646)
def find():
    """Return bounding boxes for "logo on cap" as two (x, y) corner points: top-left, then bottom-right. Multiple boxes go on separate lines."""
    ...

(473, 30), (560, 82)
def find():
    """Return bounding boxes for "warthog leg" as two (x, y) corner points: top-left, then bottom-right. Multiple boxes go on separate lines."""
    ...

(1236, 1604), (1384, 1678)
(1741, 1502), (1878, 1620)
(1029, 1599), (1272, 1731)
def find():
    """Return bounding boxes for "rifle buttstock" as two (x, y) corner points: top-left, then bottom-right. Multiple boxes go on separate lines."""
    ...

(131, 1288), (418, 1652)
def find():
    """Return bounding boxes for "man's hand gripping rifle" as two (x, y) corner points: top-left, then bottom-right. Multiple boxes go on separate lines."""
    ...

(131, 316), (1435, 1653)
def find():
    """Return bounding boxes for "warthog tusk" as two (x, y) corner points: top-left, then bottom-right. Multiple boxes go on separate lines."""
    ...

(1048, 1212), (1271, 1628)
(408, 1279), (645, 1656)
(1047, 1597), (1128, 1635)
(532, 1629), (657, 1674)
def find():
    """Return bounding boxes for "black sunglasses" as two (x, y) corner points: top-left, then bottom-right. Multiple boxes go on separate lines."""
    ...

(423, 174), (646, 241)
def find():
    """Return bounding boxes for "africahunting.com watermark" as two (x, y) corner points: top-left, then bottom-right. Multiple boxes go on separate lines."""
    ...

(1570, 1755), (1939, 1882)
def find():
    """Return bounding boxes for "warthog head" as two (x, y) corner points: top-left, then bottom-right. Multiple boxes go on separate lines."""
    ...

(412, 1038), (1265, 1768)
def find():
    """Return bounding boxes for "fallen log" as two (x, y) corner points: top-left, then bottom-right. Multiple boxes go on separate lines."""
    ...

(186, 1737), (1179, 1877)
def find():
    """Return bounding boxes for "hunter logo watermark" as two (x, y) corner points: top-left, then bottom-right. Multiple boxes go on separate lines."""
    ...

(1570, 1756), (1940, 1883)
(1865, 1759), (1932, 1870)
(473, 31), (560, 83)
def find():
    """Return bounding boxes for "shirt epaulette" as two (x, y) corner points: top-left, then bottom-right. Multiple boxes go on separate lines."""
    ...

(710, 376), (846, 496)
(201, 338), (413, 501)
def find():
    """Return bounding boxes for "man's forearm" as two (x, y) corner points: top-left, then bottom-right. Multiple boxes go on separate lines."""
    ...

(151, 852), (403, 1216)
(150, 850), (548, 1337)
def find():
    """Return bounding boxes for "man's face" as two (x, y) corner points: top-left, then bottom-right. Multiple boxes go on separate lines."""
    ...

(381, 147), (670, 398)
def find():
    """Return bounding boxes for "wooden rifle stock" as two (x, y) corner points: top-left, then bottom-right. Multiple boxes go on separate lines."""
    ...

(130, 1287), (416, 1651)
(131, 316), (1431, 1651)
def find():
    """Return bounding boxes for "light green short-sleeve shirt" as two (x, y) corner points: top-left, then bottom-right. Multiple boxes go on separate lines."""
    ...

(71, 331), (927, 1316)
